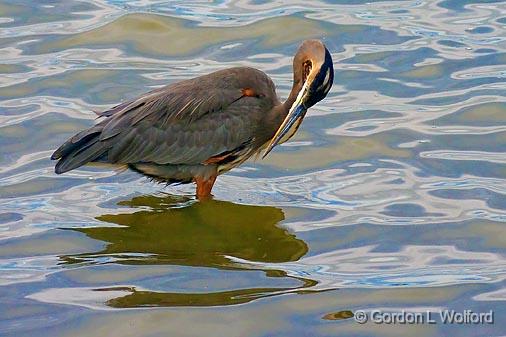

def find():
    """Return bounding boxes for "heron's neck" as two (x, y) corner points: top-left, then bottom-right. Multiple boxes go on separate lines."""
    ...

(267, 78), (304, 138)
(265, 80), (302, 139)
(282, 79), (303, 116)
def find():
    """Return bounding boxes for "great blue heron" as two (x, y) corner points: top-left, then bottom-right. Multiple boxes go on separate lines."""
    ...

(52, 39), (334, 199)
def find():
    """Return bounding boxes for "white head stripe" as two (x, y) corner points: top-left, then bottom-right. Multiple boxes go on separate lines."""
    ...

(317, 68), (331, 92)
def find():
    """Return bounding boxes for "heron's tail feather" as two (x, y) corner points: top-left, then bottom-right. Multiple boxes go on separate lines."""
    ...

(51, 126), (109, 174)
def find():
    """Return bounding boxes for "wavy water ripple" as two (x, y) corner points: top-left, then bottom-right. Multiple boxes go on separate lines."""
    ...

(231, 245), (506, 288)
(0, 0), (506, 335)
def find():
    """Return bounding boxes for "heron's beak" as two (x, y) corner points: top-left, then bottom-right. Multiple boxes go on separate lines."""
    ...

(262, 82), (308, 158)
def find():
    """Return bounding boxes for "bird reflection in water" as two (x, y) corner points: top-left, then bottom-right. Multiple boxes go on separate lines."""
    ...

(62, 194), (314, 308)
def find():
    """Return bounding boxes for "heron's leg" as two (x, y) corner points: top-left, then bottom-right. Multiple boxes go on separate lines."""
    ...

(194, 175), (217, 200)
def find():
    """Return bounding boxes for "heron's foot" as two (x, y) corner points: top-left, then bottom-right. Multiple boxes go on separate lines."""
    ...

(194, 175), (217, 201)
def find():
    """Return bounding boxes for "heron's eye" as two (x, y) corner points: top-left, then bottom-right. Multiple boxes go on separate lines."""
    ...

(303, 61), (312, 82)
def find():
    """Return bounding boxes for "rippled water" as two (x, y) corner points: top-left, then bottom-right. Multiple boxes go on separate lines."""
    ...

(1, 0), (505, 336)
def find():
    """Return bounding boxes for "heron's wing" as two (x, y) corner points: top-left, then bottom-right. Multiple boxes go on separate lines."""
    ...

(52, 78), (269, 174)
(103, 88), (263, 165)
(93, 87), (164, 118)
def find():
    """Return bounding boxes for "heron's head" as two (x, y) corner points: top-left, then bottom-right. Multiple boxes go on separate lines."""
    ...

(263, 39), (334, 158)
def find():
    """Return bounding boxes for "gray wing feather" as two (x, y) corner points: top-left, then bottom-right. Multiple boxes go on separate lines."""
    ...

(52, 68), (273, 174)
(109, 106), (257, 165)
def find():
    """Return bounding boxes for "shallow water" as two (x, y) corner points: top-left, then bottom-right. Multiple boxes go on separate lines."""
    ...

(1, 0), (506, 336)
